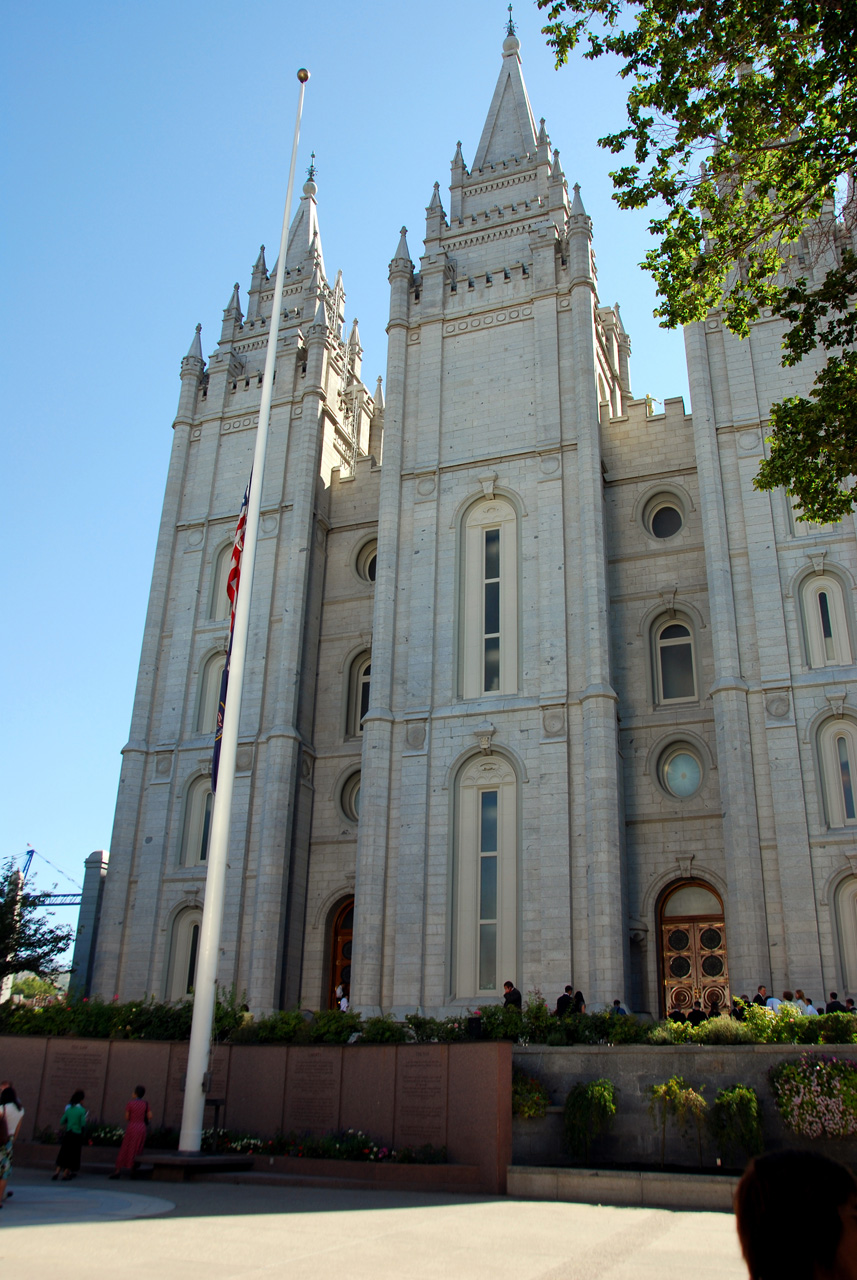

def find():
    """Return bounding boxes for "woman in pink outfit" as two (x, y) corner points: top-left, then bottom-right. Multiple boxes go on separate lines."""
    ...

(109, 1086), (151, 1179)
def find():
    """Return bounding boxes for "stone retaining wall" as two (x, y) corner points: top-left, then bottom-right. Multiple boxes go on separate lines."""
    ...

(513, 1044), (857, 1169)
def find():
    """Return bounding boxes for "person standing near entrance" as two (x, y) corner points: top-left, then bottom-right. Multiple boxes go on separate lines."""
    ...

(503, 981), (522, 1009)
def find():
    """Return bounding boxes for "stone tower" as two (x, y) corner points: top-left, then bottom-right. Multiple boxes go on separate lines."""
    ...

(91, 175), (379, 1009)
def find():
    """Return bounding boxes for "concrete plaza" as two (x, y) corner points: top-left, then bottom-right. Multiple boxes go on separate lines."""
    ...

(0, 1171), (746, 1279)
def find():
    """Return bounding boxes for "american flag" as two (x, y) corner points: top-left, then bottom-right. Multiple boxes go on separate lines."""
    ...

(212, 475), (251, 791)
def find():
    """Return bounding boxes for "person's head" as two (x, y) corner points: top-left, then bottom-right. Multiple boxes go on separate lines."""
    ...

(0, 1084), (19, 1107)
(134, 1085), (146, 1099)
(831, 992), (839, 1000)
(613, 999), (621, 1007)
(503, 981), (514, 992)
(783, 991), (794, 1002)
(574, 991), (584, 1002)
(740, 995), (750, 1004)
(795, 989), (805, 1001)
(70, 1090), (85, 1106)
(735, 1151), (857, 1280)
(564, 985), (573, 994)
(847, 999), (856, 1011)
(693, 1000), (701, 1009)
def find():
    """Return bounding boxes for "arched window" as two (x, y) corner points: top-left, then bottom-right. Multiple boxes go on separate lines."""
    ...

(346, 651), (371, 737)
(653, 619), (697, 703)
(166, 908), (203, 1000)
(835, 876), (857, 994)
(461, 497), (518, 698)
(802, 575), (853, 668)
(454, 754), (517, 999)
(818, 718), (857, 828)
(196, 652), (226, 734)
(209, 544), (232, 621)
(180, 777), (213, 865)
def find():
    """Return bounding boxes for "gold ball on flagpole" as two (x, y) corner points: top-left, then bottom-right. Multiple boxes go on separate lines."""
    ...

(297, 68), (310, 82)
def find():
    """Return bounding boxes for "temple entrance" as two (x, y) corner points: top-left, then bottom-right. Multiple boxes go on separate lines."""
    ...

(659, 881), (729, 1016)
(327, 897), (354, 1009)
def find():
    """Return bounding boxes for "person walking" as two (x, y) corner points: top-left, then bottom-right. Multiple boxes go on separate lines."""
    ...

(554, 985), (573, 1017)
(109, 1086), (152, 1180)
(0, 1082), (25, 1208)
(53, 1090), (87, 1181)
(502, 981), (522, 1009)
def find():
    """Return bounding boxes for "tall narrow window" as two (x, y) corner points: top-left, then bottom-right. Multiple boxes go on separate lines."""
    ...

(180, 777), (213, 865)
(196, 652), (227, 734)
(346, 651), (372, 737)
(462, 498), (518, 698)
(209, 544), (232, 620)
(455, 755), (517, 999)
(483, 530), (501, 692)
(654, 620), (697, 703)
(803, 574), (853, 668)
(819, 719), (857, 828)
(837, 736), (856, 821)
(478, 790), (498, 989)
(166, 908), (203, 1000)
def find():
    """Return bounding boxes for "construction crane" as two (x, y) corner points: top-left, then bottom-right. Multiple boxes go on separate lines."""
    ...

(19, 847), (82, 907)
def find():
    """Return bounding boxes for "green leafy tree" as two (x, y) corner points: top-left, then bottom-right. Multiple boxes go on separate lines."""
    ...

(539, 0), (857, 521)
(0, 860), (73, 986)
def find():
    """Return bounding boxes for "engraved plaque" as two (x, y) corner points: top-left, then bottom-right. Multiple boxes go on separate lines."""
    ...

(37, 1040), (110, 1130)
(283, 1047), (342, 1135)
(393, 1046), (448, 1150)
(163, 1043), (230, 1130)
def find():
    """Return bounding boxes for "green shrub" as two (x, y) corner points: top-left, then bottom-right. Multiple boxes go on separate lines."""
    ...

(511, 1067), (551, 1118)
(563, 1078), (617, 1161)
(649, 1074), (707, 1166)
(404, 1013), (468, 1043)
(522, 992), (554, 1043)
(471, 1002), (524, 1041)
(360, 1015), (409, 1044)
(708, 1084), (763, 1160)
(692, 1014), (754, 1045)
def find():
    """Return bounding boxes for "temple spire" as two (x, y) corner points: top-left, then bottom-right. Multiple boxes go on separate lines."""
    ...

(185, 323), (203, 362)
(472, 18), (538, 169)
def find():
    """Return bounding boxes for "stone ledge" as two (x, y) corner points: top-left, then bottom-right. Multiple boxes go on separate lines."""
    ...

(507, 1164), (739, 1211)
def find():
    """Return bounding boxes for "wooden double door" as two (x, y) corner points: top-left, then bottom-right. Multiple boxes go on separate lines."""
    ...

(328, 898), (354, 1008)
(661, 916), (730, 1014)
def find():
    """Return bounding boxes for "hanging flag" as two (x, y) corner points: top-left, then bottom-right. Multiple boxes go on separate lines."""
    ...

(212, 475), (251, 791)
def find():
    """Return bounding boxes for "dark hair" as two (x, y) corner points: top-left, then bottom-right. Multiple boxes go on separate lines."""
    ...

(70, 1090), (85, 1106)
(830, 992), (838, 999)
(735, 1151), (857, 1279)
(134, 1085), (146, 1099)
(0, 1086), (20, 1107)
(565, 986), (573, 994)
(503, 980), (514, 989)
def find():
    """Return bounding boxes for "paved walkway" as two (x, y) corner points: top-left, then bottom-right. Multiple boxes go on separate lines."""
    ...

(0, 1171), (747, 1279)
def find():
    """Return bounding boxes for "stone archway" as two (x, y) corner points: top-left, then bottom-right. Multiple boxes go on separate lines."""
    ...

(327, 897), (354, 1009)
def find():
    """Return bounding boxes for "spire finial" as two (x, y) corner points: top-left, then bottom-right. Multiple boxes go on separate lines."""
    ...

(506, 3), (515, 35)
(303, 152), (318, 197)
(307, 151), (317, 181)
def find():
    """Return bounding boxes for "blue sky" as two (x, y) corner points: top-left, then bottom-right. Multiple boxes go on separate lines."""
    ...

(2, 1), (690, 956)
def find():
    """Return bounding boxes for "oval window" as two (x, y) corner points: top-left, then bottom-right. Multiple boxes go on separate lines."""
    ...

(643, 494), (685, 539)
(355, 539), (377, 583)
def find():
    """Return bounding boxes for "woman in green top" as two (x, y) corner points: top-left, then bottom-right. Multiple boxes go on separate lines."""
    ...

(53, 1090), (87, 1181)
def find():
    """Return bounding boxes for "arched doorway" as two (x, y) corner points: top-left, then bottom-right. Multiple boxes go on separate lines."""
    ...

(659, 881), (729, 1016)
(327, 898), (354, 1009)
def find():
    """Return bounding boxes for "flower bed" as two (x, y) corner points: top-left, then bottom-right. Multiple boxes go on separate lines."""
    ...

(769, 1053), (857, 1139)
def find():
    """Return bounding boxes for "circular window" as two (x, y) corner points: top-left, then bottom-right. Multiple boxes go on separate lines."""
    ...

(700, 927), (722, 950)
(643, 494), (685, 540)
(702, 955), (724, 977)
(669, 955), (692, 978)
(340, 771), (361, 822)
(668, 928), (690, 951)
(355, 539), (377, 583)
(660, 747), (702, 798)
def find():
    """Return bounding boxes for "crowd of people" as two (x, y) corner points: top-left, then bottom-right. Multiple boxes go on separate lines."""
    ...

(667, 988), (857, 1024)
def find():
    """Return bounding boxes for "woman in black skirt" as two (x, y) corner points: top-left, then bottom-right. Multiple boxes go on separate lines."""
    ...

(53, 1090), (87, 1181)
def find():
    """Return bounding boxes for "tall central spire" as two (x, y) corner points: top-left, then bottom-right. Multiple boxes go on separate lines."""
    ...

(472, 24), (538, 170)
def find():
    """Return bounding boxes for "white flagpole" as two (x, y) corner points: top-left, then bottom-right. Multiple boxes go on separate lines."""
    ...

(179, 67), (310, 1154)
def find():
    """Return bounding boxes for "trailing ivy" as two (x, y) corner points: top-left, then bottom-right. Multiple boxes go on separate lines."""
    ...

(563, 1078), (617, 1161)
(708, 1084), (763, 1161)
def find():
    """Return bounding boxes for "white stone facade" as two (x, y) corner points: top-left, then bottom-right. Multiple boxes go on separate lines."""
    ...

(92, 35), (857, 1016)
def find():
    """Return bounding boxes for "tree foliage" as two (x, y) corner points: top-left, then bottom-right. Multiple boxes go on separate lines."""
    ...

(539, 0), (857, 521)
(0, 860), (74, 985)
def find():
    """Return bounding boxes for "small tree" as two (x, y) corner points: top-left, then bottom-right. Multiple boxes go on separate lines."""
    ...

(0, 860), (73, 987)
